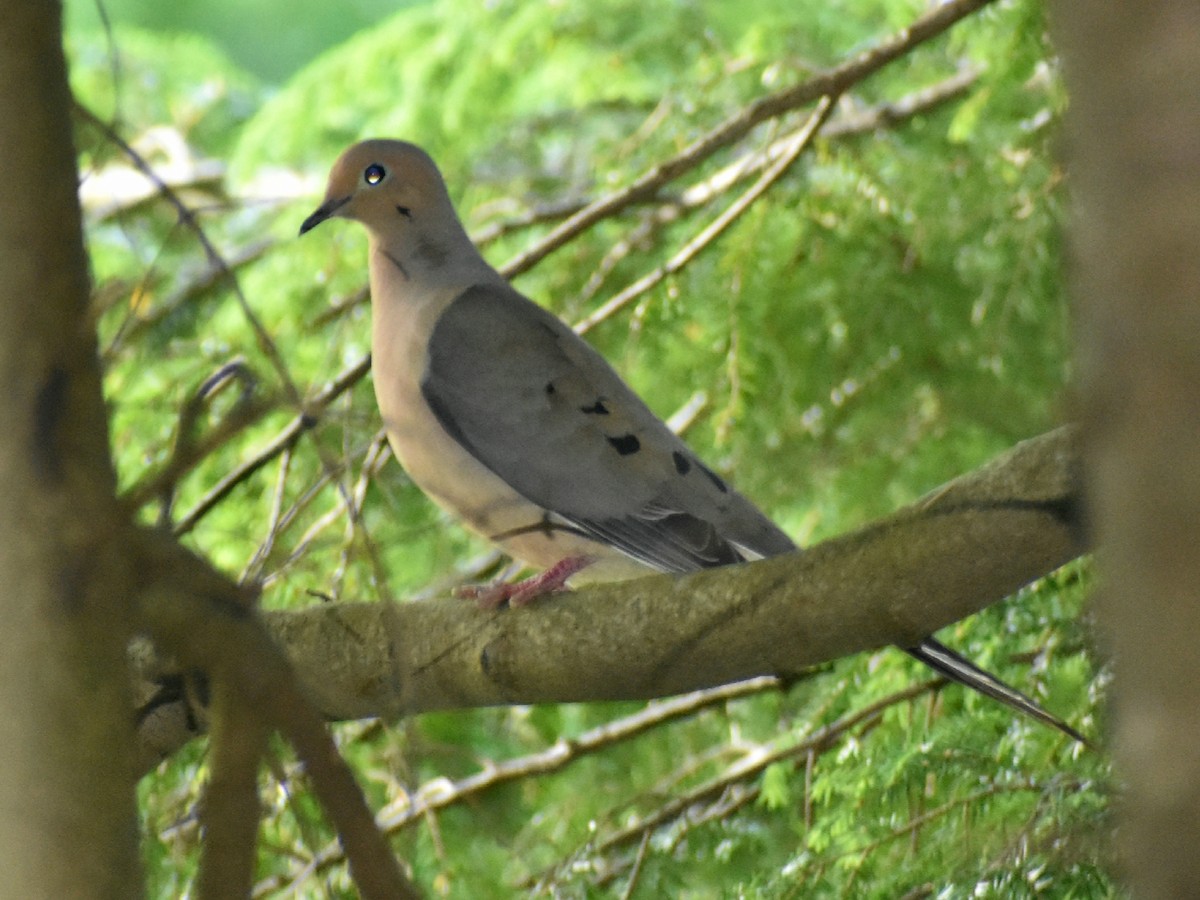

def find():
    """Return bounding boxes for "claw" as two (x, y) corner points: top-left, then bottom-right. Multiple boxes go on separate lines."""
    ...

(457, 556), (595, 609)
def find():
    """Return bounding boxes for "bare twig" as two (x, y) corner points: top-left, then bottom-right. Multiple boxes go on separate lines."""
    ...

(674, 67), (979, 212)
(838, 779), (1049, 876)
(384, 676), (782, 828)
(619, 830), (652, 900)
(241, 429), (391, 595)
(474, 196), (591, 248)
(77, 103), (374, 562)
(240, 442), (295, 585)
(331, 431), (393, 599)
(309, 285), (370, 328)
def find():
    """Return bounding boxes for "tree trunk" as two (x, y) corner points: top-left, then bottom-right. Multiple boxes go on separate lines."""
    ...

(1057, 2), (1200, 896)
(0, 1), (141, 894)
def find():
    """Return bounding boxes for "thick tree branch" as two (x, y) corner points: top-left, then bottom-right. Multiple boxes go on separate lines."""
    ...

(279, 425), (1083, 717)
(135, 425), (1084, 764)
(133, 532), (420, 899)
(198, 679), (270, 899)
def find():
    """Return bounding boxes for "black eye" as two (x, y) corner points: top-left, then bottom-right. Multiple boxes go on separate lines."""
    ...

(364, 164), (386, 185)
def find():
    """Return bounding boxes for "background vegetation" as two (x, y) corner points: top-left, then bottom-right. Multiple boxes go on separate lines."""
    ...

(65, 0), (1109, 895)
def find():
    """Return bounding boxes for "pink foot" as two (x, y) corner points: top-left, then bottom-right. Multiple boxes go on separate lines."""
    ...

(458, 556), (595, 610)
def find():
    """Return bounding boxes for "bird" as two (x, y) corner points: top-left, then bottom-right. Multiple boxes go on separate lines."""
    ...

(300, 139), (1087, 744)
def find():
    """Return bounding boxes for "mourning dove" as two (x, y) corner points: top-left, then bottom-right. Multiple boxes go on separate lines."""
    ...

(300, 139), (1086, 743)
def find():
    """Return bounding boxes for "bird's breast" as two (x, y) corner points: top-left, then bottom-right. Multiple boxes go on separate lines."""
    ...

(367, 267), (633, 574)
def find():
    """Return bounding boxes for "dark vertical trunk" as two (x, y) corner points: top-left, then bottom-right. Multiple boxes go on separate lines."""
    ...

(0, 1), (140, 894)
(1057, 2), (1200, 896)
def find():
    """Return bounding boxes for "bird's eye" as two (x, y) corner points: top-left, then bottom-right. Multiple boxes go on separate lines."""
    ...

(364, 164), (387, 185)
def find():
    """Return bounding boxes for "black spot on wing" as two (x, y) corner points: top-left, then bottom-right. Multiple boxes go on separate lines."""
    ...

(699, 461), (728, 493)
(545, 382), (556, 395)
(672, 451), (691, 475)
(579, 398), (609, 415)
(607, 433), (641, 455)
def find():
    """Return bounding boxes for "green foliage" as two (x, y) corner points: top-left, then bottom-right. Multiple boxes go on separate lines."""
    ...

(69, 26), (261, 158)
(65, 0), (411, 83)
(68, 0), (1113, 896)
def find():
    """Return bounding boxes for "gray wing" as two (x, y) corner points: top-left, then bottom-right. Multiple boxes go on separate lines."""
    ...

(421, 284), (796, 573)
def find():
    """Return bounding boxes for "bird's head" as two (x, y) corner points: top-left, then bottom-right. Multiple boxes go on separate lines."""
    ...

(299, 139), (453, 239)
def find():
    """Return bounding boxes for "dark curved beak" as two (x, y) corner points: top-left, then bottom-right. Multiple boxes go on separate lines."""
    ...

(299, 195), (350, 236)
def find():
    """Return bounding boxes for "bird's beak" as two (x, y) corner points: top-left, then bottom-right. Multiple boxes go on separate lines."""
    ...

(299, 195), (351, 236)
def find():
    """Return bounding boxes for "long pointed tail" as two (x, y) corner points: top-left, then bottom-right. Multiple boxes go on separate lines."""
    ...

(906, 637), (1090, 745)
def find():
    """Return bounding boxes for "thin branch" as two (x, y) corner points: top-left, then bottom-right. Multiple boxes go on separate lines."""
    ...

(576, 94), (835, 336)
(254, 677), (780, 894)
(102, 238), (273, 361)
(309, 285), (370, 328)
(80, 124), (228, 222)
(499, 0), (997, 280)
(619, 830), (652, 900)
(124, 359), (275, 512)
(473, 196), (591, 249)
(77, 103), (371, 559)
(133, 532), (420, 900)
(240, 442), (295, 585)
(675, 67), (979, 212)
(197, 679), (270, 900)
(535, 679), (939, 892)
(840, 779), (1050, 873)
(240, 429), (390, 595)
(310, 68), (981, 331)
(331, 431), (393, 599)
(171, 355), (370, 535)
(580, 680), (942, 886)
(75, 104), (306, 410)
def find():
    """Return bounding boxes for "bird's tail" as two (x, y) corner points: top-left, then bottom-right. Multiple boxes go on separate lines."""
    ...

(905, 637), (1089, 745)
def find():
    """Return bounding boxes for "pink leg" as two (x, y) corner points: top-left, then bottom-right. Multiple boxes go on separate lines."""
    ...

(458, 556), (595, 610)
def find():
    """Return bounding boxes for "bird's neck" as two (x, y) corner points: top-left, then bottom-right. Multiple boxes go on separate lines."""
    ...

(368, 227), (499, 297)
(366, 230), (505, 387)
